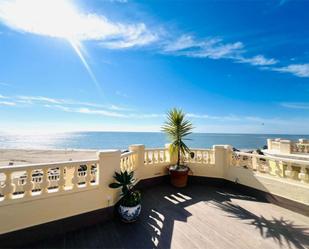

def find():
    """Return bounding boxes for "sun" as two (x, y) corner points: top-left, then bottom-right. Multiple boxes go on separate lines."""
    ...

(0, 0), (102, 93)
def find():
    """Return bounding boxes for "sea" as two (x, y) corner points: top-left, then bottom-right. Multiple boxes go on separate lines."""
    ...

(0, 132), (309, 150)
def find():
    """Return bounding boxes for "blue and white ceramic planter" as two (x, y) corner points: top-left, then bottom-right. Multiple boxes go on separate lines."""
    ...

(118, 204), (141, 222)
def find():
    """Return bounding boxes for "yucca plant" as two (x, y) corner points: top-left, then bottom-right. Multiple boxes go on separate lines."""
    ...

(109, 171), (141, 207)
(162, 108), (194, 169)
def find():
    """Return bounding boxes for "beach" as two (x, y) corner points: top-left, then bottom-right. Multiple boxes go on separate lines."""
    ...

(0, 149), (98, 167)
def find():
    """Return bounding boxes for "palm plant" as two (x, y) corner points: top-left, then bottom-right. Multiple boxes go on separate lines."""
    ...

(162, 108), (194, 169)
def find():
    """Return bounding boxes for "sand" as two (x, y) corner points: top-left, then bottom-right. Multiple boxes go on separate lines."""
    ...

(0, 149), (98, 167)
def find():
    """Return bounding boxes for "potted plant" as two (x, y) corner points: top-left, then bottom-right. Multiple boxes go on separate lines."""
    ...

(109, 170), (141, 223)
(162, 108), (194, 187)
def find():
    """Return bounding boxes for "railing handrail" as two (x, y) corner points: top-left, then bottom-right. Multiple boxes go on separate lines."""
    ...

(121, 151), (136, 158)
(187, 148), (213, 151)
(234, 151), (309, 166)
(294, 142), (309, 146)
(0, 159), (99, 171)
(144, 147), (167, 151)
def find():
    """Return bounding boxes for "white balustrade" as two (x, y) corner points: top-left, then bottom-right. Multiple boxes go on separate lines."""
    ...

(231, 151), (309, 184)
(182, 149), (214, 164)
(120, 151), (137, 172)
(292, 143), (309, 153)
(0, 159), (99, 204)
(144, 148), (169, 165)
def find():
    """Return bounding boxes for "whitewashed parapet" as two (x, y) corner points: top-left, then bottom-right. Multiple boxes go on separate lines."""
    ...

(231, 151), (309, 184)
(144, 148), (170, 165)
(182, 148), (215, 164)
(0, 159), (99, 205)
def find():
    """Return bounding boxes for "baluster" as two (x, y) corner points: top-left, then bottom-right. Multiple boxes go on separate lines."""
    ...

(121, 158), (125, 171)
(125, 157), (128, 170)
(274, 160), (281, 177)
(264, 159), (270, 174)
(252, 156), (258, 171)
(126, 156), (130, 171)
(72, 165), (79, 190)
(192, 150), (196, 163)
(58, 166), (66, 191)
(85, 165), (92, 187)
(285, 163), (292, 179)
(41, 167), (50, 194)
(156, 151), (159, 163)
(145, 151), (149, 165)
(201, 151), (204, 164)
(298, 166), (308, 183)
(163, 150), (167, 162)
(123, 158), (126, 171)
(3, 171), (14, 200)
(208, 151), (211, 164)
(128, 156), (131, 170)
(24, 168), (33, 197)
(151, 151), (155, 164)
(122, 158), (126, 172)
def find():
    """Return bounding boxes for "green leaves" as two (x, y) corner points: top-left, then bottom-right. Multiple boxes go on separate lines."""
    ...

(109, 170), (141, 206)
(109, 170), (136, 196)
(161, 108), (194, 166)
(109, 182), (122, 188)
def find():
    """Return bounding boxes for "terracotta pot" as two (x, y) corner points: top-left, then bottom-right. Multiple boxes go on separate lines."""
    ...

(169, 167), (189, 187)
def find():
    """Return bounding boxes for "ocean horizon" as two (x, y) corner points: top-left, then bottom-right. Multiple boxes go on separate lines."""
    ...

(1, 132), (309, 150)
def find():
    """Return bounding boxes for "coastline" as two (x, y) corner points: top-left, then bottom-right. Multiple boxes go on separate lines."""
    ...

(0, 149), (98, 167)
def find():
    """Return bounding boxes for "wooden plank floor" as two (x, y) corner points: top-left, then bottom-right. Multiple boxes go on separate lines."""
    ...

(22, 184), (309, 249)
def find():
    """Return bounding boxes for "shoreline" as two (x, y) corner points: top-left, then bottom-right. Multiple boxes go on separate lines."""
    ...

(0, 149), (98, 167)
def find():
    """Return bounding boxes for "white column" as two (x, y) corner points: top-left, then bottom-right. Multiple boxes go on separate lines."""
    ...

(279, 140), (291, 154)
(129, 144), (145, 181)
(213, 145), (232, 178)
(97, 150), (121, 206)
(267, 139), (273, 151)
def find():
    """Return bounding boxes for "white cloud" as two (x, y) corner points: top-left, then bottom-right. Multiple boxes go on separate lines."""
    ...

(189, 41), (244, 59)
(0, 94), (131, 111)
(164, 35), (276, 66)
(272, 64), (309, 78)
(237, 55), (278, 66)
(77, 107), (128, 118)
(163, 35), (198, 52)
(0, 0), (156, 48)
(108, 0), (128, 3)
(17, 95), (63, 104)
(164, 35), (244, 60)
(280, 102), (309, 110)
(0, 101), (16, 106)
(44, 104), (163, 119)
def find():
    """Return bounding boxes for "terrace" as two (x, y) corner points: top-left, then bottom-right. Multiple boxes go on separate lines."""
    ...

(0, 144), (308, 248)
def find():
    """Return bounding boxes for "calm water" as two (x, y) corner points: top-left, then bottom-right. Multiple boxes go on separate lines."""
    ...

(1, 132), (309, 150)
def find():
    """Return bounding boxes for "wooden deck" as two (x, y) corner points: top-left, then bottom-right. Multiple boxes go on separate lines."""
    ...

(22, 183), (309, 249)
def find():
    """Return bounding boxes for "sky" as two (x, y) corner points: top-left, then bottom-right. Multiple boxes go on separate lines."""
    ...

(0, 0), (309, 134)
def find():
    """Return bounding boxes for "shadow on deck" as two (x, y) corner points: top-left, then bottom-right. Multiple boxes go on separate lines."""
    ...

(22, 184), (309, 249)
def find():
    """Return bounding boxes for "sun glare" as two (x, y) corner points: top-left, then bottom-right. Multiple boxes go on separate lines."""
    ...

(1, 0), (86, 40)
(0, 0), (103, 93)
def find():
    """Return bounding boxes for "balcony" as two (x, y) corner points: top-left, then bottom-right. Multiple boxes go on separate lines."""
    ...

(0, 145), (308, 248)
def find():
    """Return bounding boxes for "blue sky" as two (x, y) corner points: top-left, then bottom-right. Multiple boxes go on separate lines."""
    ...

(0, 0), (309, 134)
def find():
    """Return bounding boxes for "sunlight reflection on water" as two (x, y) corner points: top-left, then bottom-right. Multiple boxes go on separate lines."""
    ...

(0, 132), (308, 150)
